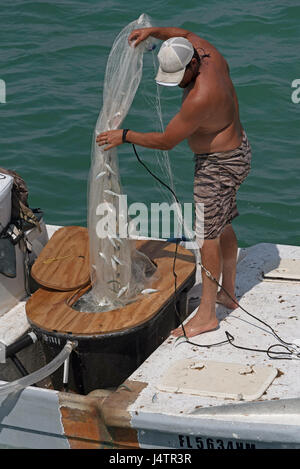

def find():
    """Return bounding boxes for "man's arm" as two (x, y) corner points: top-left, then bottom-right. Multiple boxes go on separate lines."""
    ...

(125, 104), (201, 150)
(96, 97), (207, 151)
(128, 27), (203, 50)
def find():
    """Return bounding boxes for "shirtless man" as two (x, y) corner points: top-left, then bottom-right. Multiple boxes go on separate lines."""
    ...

(96, 27), (251, 338)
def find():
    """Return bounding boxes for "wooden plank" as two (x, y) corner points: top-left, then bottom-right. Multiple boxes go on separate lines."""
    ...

(99, 380), (147, 448)
(58, 381), (146, 449)
(30, 226), (89, 291)
(59, 391), (113, 449)
(26, 239), (195, 335)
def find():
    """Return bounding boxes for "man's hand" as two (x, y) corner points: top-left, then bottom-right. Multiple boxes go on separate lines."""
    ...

(96, 130), (123, 151)
(128, 28), (152, 47)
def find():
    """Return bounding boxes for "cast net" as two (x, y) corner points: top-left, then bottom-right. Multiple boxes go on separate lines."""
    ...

(77, 14), (156, 312)
(77, 14), (199, 313)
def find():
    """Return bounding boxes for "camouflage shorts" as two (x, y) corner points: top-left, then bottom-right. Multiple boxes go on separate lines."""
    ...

(193, 131), (252, 240)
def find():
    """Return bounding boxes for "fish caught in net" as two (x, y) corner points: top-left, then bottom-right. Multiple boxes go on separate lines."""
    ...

(76, 14), (158, 313)
(75, 14), (199, 313)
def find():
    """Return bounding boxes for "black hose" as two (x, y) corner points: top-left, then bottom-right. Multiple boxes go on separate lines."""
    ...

(5, 332), (38, 379)
(5, 332), (37, 359)
(10, 355), (30, 378)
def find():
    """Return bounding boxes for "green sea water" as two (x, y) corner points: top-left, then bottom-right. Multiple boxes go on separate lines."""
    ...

(1, 0), (300, 248)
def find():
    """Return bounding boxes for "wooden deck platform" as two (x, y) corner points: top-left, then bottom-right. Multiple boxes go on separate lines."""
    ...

(26, 227), (196, 336)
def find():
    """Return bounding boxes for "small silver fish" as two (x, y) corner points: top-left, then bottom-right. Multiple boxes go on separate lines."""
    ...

(117, 283), (129, 298)
(108, 235), (117, 248)
(112, 255), (123, 266)
(105, 163), (117, 176)
(104, 189), (119, 197)
(141, 288), (159, 295)
(98, 252), (108, 263)
(111, 258), (117, 271)
(95, 171), (106, 180)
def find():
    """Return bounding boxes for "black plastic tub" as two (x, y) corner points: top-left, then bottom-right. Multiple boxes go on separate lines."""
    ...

(32, 275), (195, 395)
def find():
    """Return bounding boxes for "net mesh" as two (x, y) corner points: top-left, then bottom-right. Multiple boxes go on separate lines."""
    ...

(78, 14), (199, 313)
(83, 14), (158, 312)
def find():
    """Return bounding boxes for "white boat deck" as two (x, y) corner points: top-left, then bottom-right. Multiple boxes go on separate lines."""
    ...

(128, 242), (300, 417)
(0, 225), (300, 448)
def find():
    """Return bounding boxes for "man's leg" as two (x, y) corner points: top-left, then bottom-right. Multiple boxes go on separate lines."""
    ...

(171, 237), (221, 338)
(217, 224), (238, 309)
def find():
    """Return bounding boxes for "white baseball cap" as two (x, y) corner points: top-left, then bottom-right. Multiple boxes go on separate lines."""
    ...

(155, 37), (194, 87)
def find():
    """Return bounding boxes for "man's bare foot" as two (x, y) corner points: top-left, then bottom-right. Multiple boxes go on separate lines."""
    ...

(216, 290), (238, 310)
(171, 314), (219, 338)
